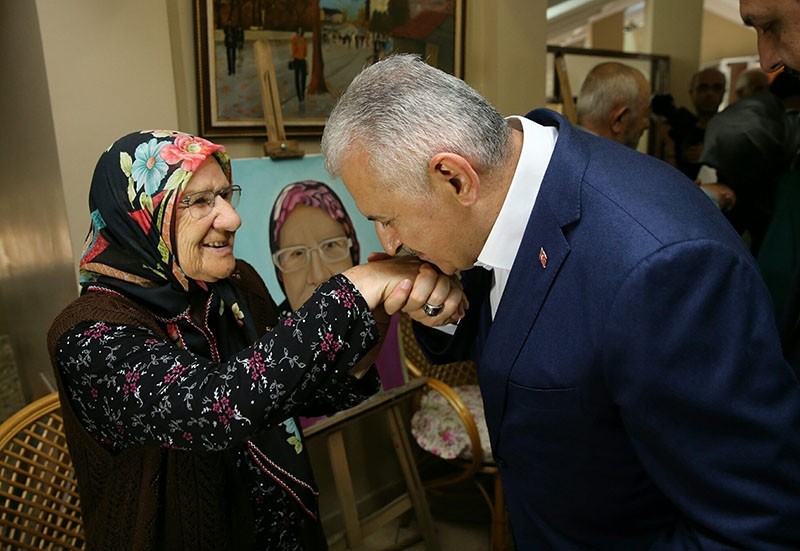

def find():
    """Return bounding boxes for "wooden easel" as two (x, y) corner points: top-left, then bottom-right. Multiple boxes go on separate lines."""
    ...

(253, 39), (304, 159)
(303, 377), (439, 550)
(554, 52), (577, 124)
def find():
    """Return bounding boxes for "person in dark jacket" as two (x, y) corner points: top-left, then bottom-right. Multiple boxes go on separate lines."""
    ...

(321, 53), (800, 549)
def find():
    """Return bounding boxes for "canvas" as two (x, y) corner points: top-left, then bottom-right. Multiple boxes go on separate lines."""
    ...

(231, 155), (405, 416)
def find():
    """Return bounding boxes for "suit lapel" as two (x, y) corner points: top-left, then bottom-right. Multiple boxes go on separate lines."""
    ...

(478, 109), (588, 450)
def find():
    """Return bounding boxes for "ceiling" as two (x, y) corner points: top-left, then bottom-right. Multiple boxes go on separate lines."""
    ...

(546, 0), (742, 46)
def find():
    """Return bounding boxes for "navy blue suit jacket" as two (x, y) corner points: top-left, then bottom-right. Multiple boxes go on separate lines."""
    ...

(420, 109), (800, 548)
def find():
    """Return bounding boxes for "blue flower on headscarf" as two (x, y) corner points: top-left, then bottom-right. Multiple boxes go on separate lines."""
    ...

(131, 138), (169, 196)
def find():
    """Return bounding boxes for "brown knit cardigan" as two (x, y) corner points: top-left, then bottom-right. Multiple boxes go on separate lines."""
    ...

(47, 261), (279, 550)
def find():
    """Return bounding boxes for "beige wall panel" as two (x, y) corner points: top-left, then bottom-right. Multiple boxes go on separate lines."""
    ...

(701, 10), (758, 65)
(0, 1), (76, 401)
(36, 0), (180, 271)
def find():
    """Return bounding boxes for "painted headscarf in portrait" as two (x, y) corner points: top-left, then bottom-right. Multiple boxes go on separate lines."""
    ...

(268, 180), (361, 296)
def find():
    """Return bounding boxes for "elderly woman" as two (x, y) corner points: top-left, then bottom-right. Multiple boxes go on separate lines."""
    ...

(47, 130), (463, 549)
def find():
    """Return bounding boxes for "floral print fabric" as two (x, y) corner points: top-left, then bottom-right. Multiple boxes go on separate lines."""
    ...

(81, 130), (228, 292)
(54, 275), (381, 549)
(56, 276), (377, 453)
(410, 384), (493, 462)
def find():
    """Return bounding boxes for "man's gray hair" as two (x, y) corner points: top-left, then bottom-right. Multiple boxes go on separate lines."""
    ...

(576, 62), (646, 127)
(321, 54), (511, 196)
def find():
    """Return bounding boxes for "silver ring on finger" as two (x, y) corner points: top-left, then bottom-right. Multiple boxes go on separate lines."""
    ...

(422, 302), (444, 317)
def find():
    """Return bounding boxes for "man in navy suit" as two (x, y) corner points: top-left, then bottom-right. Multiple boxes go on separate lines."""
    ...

(321, 53), (800, 548)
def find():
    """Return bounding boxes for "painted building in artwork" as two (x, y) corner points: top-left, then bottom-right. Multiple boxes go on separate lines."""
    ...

(389, 8), (455, 74)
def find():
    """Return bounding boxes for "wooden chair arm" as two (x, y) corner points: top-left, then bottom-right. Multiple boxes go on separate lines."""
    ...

(418, 377), (484, 488)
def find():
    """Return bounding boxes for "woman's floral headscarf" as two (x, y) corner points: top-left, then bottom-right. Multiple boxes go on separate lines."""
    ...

(78, 130), (259, 361)
(80, 130), (230, 293)
(268, 181), (360, 294)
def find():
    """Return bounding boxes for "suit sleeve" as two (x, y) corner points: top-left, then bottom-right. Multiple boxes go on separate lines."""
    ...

(604, 239), (800, 548)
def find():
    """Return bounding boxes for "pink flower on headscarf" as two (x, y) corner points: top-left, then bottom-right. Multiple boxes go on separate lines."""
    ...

(160, 134), (225, 172)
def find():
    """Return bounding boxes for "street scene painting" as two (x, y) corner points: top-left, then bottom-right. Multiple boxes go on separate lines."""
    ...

(195, 0), (464, 137)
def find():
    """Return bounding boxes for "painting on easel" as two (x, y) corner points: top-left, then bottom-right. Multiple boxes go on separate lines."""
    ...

(194, 0), (466, 138)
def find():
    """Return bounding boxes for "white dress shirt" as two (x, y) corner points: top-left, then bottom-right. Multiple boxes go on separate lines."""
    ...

(474, 116), (558, 319)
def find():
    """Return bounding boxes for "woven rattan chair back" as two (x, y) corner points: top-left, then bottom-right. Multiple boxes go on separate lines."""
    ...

(0, 391), (84, 550)
(397, 313), (478, 386)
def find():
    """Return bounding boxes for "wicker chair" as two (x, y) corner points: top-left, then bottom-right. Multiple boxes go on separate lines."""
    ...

(397, 313), (509, 551)
(0, 391), (84, 550)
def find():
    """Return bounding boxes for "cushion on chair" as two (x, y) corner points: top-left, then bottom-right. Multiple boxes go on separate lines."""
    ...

(410, 384), (493, 462)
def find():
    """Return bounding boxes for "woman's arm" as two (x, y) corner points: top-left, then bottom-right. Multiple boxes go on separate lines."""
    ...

(55, 275), (380, 453)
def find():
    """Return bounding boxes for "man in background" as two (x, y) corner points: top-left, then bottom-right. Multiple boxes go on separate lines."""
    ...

(741, 0), (800, 76)
(669, 68), (727, 180)
(734, 67), (770, 101)
(741, 0), (800, 370)
(699, 70), (786, 255)
(578, 62), (736, 210)
(576, 62), (651, 150)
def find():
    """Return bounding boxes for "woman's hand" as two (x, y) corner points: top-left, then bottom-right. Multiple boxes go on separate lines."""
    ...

(344, 254), (466, 327)
(383, 263), (466, 326)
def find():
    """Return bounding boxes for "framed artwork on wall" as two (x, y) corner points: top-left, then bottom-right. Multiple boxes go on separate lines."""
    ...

(194, 0), (466, 138)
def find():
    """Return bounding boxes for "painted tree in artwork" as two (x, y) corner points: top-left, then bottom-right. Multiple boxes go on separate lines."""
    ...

(306, 0), (329, 94)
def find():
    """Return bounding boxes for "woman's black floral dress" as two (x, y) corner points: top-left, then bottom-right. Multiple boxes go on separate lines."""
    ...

(54, 275), (380, 549)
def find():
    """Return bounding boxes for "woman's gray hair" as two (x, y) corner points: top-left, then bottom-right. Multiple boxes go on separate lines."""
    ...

(321, 54), (511, 197)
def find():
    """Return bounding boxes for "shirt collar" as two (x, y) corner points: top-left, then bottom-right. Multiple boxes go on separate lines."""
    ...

(475, 115), (558, 271)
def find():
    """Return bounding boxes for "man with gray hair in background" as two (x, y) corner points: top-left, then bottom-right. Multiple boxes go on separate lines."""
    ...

(576, 61), (651, 150)
(733, 67), (770, 101)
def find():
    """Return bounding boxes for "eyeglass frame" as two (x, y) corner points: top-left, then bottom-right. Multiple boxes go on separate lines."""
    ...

(272, 236), (354, 273)
(179, 185), (242, 219)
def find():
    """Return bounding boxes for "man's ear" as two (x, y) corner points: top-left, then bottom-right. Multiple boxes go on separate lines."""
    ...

(610, 105), (629, 135)
(428, 152), (480, 206)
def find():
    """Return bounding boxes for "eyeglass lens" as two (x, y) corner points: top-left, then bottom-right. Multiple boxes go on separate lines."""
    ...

(274, 237), (351, 272)
(184, 186), (241, 219)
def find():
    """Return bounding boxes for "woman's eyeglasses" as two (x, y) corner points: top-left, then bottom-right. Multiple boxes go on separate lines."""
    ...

(180, 185), (242, 219)
(272, 237), (353, 272)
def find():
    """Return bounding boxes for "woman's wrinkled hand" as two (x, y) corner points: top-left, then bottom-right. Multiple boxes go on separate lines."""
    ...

(343, 254), (467, 327)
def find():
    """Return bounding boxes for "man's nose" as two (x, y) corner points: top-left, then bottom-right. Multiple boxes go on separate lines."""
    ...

(376, 222), (402, 255)
(757, 34), (783, 73)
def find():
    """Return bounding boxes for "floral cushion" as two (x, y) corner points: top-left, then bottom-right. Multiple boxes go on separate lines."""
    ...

(410, 384), (493, 462)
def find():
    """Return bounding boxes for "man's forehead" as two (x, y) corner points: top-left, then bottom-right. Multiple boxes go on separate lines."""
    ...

(740, 0), (772, 25)
(342, 179), (386, 221)
(697, 71), (724, 83)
